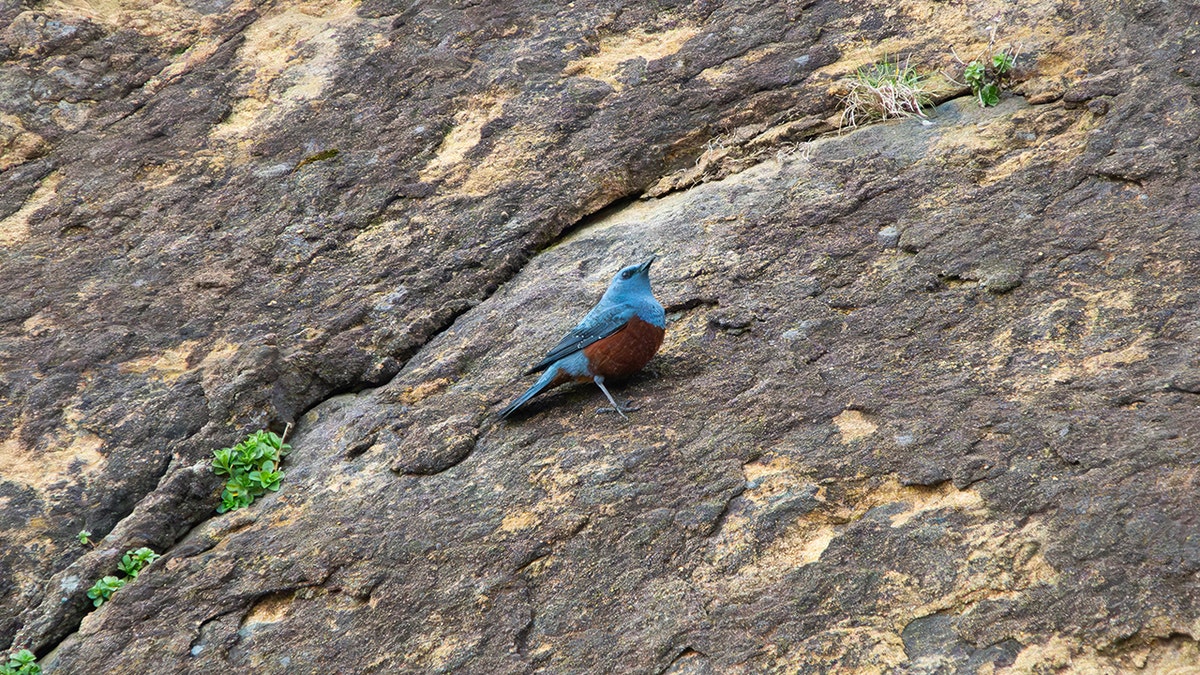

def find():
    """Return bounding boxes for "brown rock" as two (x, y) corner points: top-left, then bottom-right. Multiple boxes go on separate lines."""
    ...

(3, 0), (1200, 672)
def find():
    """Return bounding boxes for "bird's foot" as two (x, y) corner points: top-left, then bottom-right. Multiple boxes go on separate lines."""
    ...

(596, 400), (639, 418)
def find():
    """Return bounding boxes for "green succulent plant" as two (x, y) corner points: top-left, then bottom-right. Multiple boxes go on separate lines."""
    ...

(212, 430), (291, 513)
(86, 576), (126, 608)
(1, 649), (41, 675)
(86, 546), (161, 607)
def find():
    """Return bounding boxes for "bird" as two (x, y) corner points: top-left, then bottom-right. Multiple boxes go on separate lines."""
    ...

(498, 255), (665, 420)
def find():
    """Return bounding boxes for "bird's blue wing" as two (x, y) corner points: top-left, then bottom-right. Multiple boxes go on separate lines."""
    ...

(524, 304), (636, 375)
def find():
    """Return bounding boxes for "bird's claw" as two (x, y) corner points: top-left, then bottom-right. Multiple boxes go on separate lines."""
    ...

(596, 401), (639, 418)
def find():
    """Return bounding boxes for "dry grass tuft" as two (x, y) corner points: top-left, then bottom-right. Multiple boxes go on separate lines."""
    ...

(838, 56), (932, 129)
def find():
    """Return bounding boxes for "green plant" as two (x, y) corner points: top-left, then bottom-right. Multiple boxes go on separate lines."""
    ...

(838, 55), (933, 128)
(1, 649), (40, 675)
(86, 546), (161, 607)
(76, 530), (93, 547)
(86, 576), (126, 607)
(117, 547), (161, 579)
(212, 430), (291, 513)
(963, 48), (1016, 107)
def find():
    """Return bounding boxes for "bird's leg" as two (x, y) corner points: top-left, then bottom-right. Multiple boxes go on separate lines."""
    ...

(592, 376), (630, 420)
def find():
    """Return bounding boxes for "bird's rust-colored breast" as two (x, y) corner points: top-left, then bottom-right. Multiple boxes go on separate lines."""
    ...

(582, 316), (665, 379)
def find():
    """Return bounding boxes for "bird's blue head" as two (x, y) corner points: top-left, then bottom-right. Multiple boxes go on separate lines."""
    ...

(600, 254), (657, 304)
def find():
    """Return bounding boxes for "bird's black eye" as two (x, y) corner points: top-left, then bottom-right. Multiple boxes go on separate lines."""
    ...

(621, 270), (634, 279)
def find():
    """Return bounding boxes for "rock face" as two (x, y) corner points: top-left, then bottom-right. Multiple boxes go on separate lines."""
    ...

(3, 0), (1200, 671)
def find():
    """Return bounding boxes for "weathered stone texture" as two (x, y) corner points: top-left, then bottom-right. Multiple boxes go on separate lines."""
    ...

(3, 0), (1200, 671)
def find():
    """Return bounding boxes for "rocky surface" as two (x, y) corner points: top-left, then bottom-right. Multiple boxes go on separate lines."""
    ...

(3, 0), (1200, 671)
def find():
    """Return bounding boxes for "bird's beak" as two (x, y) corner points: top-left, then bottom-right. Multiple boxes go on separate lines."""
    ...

(637, 254), (657, 273)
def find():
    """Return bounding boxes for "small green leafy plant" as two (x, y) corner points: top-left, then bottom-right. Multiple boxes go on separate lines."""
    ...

(963, 50), (1016, 107)
(117, 547), (161, 578)
(1, 649), (40, 675)
(838, 55), (933, 128)
(86, 547), (160, 607)
(86, 576), (125, 607)
(76, 530), (93, 547)
(212, 430), (291, 513)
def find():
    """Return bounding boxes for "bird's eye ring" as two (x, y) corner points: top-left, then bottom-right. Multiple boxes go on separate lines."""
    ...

(621, 270), (633, 279)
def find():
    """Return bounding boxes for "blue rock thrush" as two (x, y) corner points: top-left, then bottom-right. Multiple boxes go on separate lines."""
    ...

(498, 255), (666, 420)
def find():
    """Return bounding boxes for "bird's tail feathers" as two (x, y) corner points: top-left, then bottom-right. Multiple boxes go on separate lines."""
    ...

(498, 367), (560, 419)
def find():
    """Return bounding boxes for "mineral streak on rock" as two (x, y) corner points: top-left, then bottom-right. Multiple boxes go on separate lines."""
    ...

(3, 0), (1200, 671)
